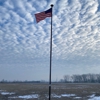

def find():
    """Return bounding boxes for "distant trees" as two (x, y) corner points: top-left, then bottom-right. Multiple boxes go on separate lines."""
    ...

(0, 80), (42, 83)
(63, 73), (100, 83)
(63, 75), (72, 82)
(1, 74), (100, 83)
(1, 79), (7, 83)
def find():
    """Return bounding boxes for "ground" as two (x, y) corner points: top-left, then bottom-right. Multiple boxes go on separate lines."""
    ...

(0, 83), (100, 100)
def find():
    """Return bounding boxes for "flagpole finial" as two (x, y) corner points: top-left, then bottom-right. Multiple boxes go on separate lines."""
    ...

(51, 4), (53, 7)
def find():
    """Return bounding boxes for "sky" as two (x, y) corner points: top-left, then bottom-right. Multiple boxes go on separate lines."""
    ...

(0, 0), (100, 81)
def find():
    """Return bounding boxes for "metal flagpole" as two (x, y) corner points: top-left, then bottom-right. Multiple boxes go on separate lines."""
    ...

(49, 4), (53, 100)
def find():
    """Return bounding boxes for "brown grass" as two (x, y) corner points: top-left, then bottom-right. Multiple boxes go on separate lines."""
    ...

(0, 83), (100, 100)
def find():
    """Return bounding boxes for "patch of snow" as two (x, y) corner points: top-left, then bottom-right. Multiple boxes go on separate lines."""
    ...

(89, 94), (95, 98)
(52, 93), (76, 98)
(52, 94), (61, 98)
(88, 96), (100, 100)
(1, 92), (15, 95)
(61, 94), (76, 97)
(9, 94), (39, 99)
(88, 94), (100, 100)
(74, 97), (82, 99)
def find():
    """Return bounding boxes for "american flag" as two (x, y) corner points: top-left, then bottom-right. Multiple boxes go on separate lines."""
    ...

(35, 8), (52, 23)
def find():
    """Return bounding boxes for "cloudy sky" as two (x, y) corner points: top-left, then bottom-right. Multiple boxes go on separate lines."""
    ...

(0, 0), (100, 81)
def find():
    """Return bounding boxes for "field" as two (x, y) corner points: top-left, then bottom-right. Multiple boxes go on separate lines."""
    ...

(0, 83), (100, 100)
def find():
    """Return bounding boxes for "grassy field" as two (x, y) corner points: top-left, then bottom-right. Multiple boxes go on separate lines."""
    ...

(0, 83), (100, 100)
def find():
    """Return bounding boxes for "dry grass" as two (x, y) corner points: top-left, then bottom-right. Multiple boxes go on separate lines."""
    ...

(0, 83), (100, 100)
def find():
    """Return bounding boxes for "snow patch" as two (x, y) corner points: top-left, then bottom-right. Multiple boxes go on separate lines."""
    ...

(61, 94), (76, 97)
(9, 94), (39, 99)
(52, 93), (76, 98)
(74, 97), (82, 99)
(89, 94), (95, 98)
(88, 96), (100, 100)
(1, 92), (15, 95)
(52, 94), (61, 98)
(88, 94), (100, 100)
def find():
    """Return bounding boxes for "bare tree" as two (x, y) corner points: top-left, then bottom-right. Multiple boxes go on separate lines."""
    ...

(63, 75), (72, 82)
(63, 73), (100, 83)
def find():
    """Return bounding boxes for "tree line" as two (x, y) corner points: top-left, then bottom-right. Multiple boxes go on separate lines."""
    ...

(63, 73), (100, 83)
(0, 79), (44, 83)
(1, 73), (100, 83)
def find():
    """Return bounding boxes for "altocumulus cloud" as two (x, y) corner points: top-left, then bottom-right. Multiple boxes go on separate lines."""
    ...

(0, 0), (100, 80)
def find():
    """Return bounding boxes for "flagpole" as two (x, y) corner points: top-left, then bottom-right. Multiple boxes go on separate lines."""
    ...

(49, 4), (53, 100)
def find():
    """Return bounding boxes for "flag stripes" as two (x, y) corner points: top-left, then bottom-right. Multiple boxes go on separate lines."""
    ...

(35, 8), (52, 23)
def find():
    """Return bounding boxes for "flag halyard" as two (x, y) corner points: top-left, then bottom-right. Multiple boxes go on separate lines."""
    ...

(35, 8), (52, 23)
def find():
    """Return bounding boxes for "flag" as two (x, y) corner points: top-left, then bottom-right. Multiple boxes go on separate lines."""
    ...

(35, 8), (52, 23)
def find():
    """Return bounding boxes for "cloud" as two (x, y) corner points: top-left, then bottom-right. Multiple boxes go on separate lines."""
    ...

(1, 0), (100, 81)
(0, 0), (100, 64)
(51, 0), (100, 59)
